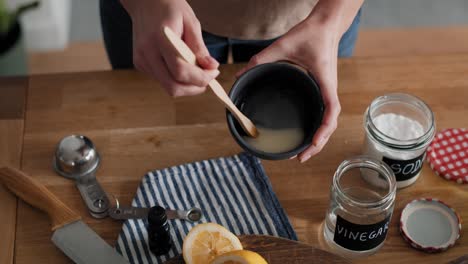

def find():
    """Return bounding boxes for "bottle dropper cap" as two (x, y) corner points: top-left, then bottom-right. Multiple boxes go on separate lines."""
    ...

(148, 206), (167, 225)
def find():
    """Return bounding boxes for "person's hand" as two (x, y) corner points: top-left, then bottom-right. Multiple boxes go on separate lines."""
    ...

(237, 18), (342, 163)
(121, 0), (219, 97)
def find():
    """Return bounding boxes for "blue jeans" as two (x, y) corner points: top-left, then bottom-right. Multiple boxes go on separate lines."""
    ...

(100, 0), (362, 68)
(203, 9), (362, 63)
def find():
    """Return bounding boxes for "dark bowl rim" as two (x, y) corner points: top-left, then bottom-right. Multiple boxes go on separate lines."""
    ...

(226, 62), (323, 160)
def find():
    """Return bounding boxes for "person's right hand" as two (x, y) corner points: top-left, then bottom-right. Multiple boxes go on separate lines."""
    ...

(121, 0), (220, 97)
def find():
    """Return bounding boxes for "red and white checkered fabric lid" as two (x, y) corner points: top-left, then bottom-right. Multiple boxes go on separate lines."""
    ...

(426, 128), (468, 184)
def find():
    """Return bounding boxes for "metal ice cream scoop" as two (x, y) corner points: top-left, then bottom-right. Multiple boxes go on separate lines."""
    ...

(53, 135), (110, 218)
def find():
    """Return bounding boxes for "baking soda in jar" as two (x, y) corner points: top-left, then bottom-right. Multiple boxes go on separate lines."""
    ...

(363, 93), (435, 188)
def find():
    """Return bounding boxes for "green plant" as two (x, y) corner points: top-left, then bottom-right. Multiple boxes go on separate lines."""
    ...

(0, 0), (39, 35)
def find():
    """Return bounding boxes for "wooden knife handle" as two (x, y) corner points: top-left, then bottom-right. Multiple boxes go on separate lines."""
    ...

(0, 167), (81, 231)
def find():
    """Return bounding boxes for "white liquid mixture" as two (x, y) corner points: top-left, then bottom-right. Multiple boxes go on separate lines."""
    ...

(244, 127), (304, 153)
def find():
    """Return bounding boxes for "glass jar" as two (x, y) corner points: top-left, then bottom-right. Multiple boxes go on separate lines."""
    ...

(323, 156), (396, 258)
(363, 93), (435, 188)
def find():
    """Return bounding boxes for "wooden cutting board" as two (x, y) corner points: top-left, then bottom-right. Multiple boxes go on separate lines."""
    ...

(165, 235), (350, 264)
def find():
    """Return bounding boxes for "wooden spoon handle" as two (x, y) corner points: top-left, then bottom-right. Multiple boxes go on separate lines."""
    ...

(0, 167), (81, 231)
(162, 26), (258, 137)
(208, 79), (258, 136)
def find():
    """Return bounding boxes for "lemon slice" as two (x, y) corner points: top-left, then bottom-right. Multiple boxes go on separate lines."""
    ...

(210, 250), (268, 264)
(183, 223), (243, 264)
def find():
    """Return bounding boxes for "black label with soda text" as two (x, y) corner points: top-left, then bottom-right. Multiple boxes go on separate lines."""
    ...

(333, 215), (391, 251)
(382, 152), (426, 182)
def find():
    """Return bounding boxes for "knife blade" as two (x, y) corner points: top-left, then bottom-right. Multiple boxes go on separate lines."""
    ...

(0, 167), (128, 264)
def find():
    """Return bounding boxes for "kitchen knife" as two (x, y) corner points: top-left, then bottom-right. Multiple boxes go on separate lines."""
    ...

(0, 167), (129, 264)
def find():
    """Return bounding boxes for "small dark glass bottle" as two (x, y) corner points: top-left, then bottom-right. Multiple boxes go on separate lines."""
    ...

(147, 206), (172, 255)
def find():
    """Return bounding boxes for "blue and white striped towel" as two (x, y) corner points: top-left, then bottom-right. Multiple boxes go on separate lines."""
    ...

(115, 152), (297, 264)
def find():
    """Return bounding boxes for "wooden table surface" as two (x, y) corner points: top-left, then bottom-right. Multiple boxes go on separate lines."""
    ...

(1, 54), (467, 264)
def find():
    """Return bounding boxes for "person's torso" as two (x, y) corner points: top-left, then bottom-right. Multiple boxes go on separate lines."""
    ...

(187, 0), (319, 40)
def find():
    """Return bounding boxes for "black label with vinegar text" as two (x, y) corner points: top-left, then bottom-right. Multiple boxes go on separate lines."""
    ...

(383, 152), (426, 182)
(333, 215), (391, 251)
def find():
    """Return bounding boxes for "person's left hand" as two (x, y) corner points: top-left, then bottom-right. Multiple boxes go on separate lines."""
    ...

(237, 17), (342, 163)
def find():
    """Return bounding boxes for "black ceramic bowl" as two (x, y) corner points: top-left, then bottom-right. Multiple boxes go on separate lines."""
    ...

(227, 63), (324, 160)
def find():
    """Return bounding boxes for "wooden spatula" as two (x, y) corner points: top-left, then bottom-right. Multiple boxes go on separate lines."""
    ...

(163, 26), (258, 138)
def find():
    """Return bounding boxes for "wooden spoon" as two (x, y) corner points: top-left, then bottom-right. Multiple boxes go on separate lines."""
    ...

(163, 26), (258, 138)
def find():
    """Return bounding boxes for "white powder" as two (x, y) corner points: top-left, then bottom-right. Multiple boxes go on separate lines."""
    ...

(363, 113), (427, 189)
(373, 113), (425, 140)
